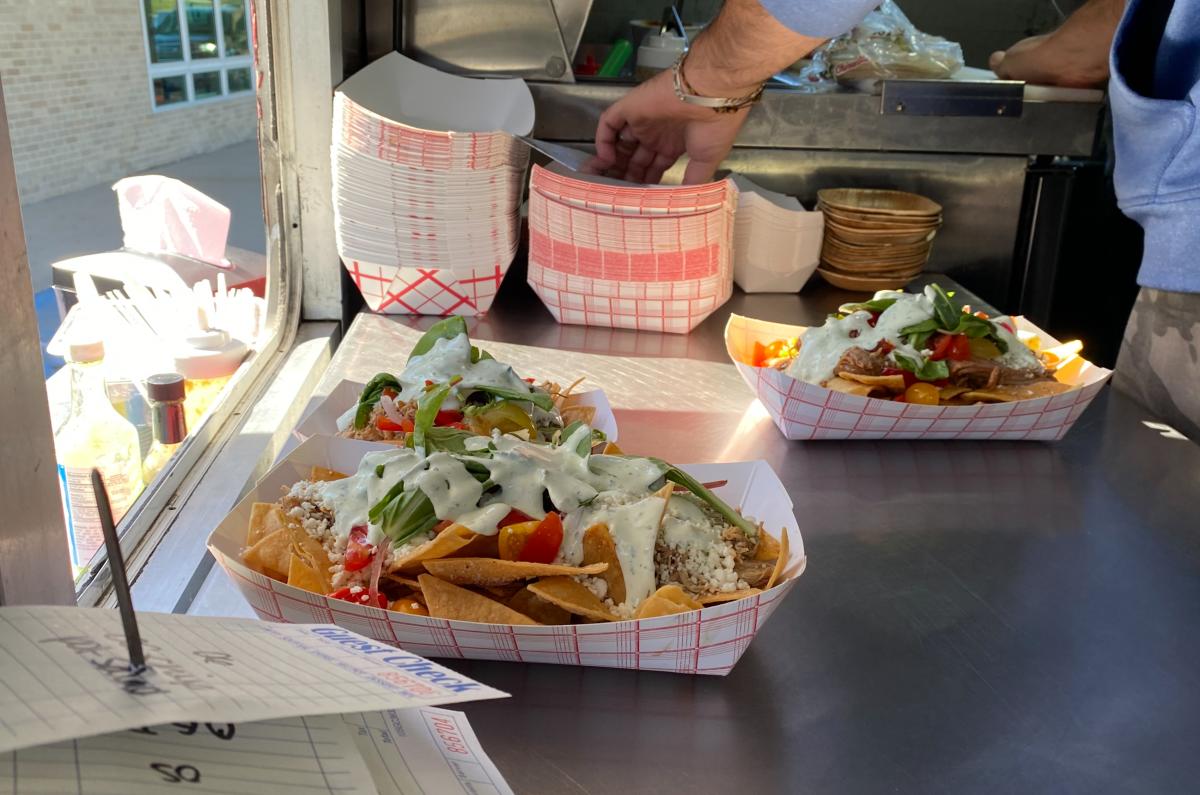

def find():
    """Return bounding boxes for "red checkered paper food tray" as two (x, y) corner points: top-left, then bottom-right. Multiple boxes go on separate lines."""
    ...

(345, 259), (511, 316)
(208, 437), (806, 676)
(291, 379), (620, 445)
(526, 165), (736, 333)
(725, 313), (1113, 441)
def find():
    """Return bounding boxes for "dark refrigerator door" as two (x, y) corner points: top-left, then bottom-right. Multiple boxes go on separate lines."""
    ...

(1009, 159), (1142, 369)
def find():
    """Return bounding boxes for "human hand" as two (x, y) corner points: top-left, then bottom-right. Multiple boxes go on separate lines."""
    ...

(592, 68), (751, 185)
(989, 31), (1109, 89)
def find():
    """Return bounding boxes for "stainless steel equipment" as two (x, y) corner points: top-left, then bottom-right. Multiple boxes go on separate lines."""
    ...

(400, 0), (593, 80)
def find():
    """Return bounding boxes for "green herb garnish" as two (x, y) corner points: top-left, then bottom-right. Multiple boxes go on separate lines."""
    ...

(893, 352), (950, 381)
(354, 373), (402, 430)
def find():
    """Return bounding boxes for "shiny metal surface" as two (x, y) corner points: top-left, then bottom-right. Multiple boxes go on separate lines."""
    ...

(880, 78), (1024, 117)
(530, 82), (1101, 157)
(0, 79), (75, 605)
(271, 270), (1200, 793)
(402, 0), (575, 81)
(551, 0), (592, 63)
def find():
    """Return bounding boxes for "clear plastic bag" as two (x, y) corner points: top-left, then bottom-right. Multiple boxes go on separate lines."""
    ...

(798, 1), (965, 85)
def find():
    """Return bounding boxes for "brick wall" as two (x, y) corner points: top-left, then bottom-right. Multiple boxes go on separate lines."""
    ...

(0, 0), (256, 204)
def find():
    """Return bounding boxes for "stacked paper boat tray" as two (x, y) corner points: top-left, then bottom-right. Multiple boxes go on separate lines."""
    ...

(527, 164), (737, 334)
(333, 52), (533, 315)
(730, 174), (825, 294)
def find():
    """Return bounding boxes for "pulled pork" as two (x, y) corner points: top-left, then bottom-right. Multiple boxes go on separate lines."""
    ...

(947, 358), (1052, 389)
(835, 347), (887, 376)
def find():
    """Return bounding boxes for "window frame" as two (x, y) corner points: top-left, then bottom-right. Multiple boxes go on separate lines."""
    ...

(139, 0), (255, 111)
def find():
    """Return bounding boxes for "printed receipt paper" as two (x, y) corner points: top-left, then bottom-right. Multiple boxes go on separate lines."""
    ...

(0, 606), (506, 754)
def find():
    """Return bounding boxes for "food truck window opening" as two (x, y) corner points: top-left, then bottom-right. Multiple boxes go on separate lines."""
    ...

(140, 0), (254, 110)
(0, 0), (316, 608)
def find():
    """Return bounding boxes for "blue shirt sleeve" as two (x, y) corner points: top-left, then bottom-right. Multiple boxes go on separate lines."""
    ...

(758, 0), (880, 39)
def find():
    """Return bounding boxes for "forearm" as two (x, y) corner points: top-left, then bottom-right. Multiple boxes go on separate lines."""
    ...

(1045, 0), (1124, 64)
(683, 0), (826, 97)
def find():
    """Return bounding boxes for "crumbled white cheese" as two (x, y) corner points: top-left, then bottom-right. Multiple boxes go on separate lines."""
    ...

(577, 575), (607, 600)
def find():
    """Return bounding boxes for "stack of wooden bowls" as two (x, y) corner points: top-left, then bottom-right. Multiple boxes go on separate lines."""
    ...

(816, 188), (943, 290)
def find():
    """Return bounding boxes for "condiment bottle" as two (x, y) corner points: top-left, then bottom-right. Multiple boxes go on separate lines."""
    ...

(53, 339), (144, 570)
(142, 373), (188, 483)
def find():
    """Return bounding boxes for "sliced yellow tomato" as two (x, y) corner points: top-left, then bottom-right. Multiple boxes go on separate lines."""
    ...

(497, 520), (542, 561)
(469, 401), (537, 436)
(904, 382), (941, 405)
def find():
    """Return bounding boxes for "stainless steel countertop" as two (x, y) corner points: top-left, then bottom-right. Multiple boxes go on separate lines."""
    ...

(227, 271), (1200, 793)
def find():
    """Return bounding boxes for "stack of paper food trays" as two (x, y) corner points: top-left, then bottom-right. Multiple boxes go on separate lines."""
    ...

(731, 175), (825, 293)
(332, 52), (533, 315)
(526, 164), (736, 333)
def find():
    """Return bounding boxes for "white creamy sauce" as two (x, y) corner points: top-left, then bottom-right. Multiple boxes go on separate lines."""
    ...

(660, 495), (720, 549)
(784, 286), (1044, 384)
(316, 448), (423, 544)
(395, 334), (535, 407)
(560, 492), (668, 608)
(313, 425), (670, 550)
(995, 322), (1041, 369)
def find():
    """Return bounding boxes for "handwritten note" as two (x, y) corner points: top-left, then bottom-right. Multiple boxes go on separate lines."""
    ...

(0, 607), (506, 755)
(0, 708), (513, 794)
(0, 714), (378, 795)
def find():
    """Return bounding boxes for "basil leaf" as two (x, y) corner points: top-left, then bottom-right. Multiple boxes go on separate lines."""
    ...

(893, 352), (950, 381)
(470, 346), (494, 363)
(354, 373), (401, 429)
(466, 384), (555, 412)
(408, 317), (469, 361)
(406, 426), (474, 454)
(837, 297), (898, 315)
(376, 487), (440, 546)
(929, 284), (961, 331)
(412, 379), (459, 453)
(908, 330), (935, 350)
(900, 318), (939, 336)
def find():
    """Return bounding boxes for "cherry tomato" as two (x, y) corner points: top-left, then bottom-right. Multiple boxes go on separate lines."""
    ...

(343, 525), (376, 572)
(500, 508), (533, 527)
(328, 587), (387, 608)
(947, 335), (972, 361)
(390, 598), (429, 616)
(381, 387), (398, 399)
(434, 409), (464, 426)
(375, 416), (414, 433)
(882, 367), (917, 388)
(905, 382), (941, 405)
(498, 520), (541, 561)
(867, 312), (880, 327)
(517, 512), (563, 564)
(929, 334), (954, 361)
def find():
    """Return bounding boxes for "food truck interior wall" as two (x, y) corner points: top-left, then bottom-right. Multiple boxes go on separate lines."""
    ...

(333, 0), (1139, 367)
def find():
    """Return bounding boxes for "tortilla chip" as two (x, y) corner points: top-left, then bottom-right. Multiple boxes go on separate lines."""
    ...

(527, 577), (618, 621)
(735, 559), (775, 588)
(384, 574), (422, 590)
(753, 528), (780, 561)
(421, 558), (607, 587)
(698, 588), (763, 605)
(582, 524), (626, 604)
(452, 532), (500, 559)
(418, 574), (541, 625)
(391, 524), (476, 571)
(939, 385), (971, 400)
(837, 371), (906, 391)
(634, 584), (703, 619)
(960, 381), (1078, 403)
(482, 584), (523, 600)
(766, 529), (789, 589)
(242, 527), (291, 580)
(286, 553), (329, 594)
(824, 376), (883, 397)
(308, 466), (348, 482)
(246, 502), (284, 546)
(601, 441), (625, 455)
(559, 403), (598, 426)
(389, 597), (429, 616)
(284, 522), (332, 573)
(508, 586), (573, 624)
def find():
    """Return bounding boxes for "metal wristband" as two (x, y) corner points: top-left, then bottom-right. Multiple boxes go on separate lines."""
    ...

(671, 50), (765, 113)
